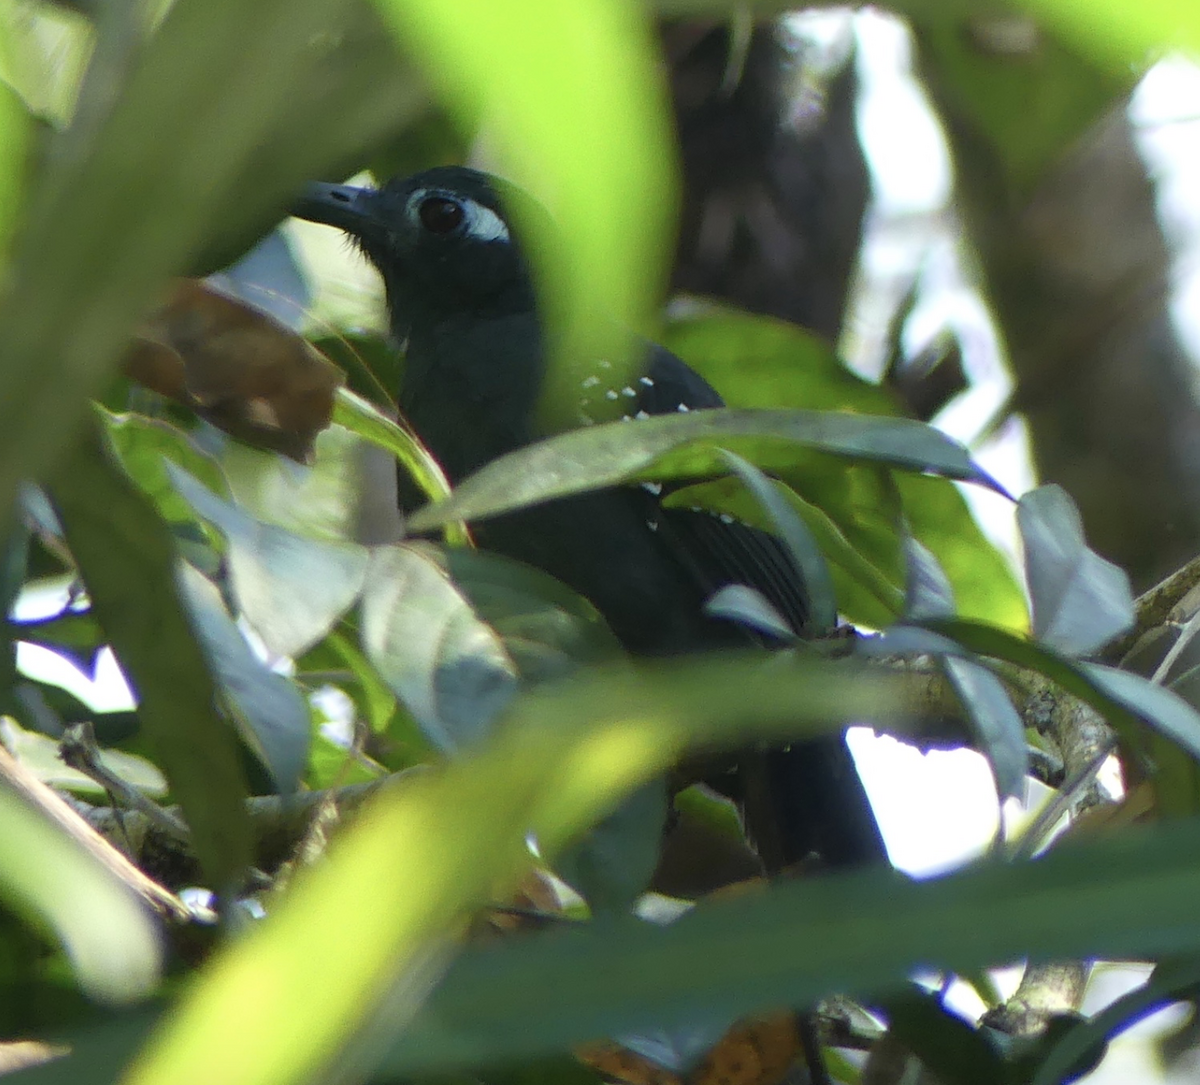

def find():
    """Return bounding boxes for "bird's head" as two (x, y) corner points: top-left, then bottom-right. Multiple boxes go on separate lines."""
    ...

(293, 166), (536, 340)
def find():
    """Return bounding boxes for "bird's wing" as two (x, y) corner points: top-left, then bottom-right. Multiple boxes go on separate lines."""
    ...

(635, 344), (810, 636)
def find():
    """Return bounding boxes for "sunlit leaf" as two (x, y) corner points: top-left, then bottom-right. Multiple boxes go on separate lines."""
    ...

(0, 75), (31, 268)
(122, 706), (674, 1085)
(0, 749), (161, 1004)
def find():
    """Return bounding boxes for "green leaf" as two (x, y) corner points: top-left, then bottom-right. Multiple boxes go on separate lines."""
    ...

(918, 618), (1200, 765)
(176, 563), (312, 795)
(1013, 0), (1200, 74)
(942, 656), (1028, 800)
(718, 450), (835, 634)
(100, 409), (232, 528)
(0, 753), (161, 1005)
(902, 535), (956, 621)
(1018, 484), (1133, 656)
(666, 477), (904, 630)
(704, 585), (796, 642)
(555, 781), (668, 914)
(122, 702), (675, 1085)
(443, 546), (622, 682)
(883, 988), (1006, 1085)
(332, 387), (453, 513)
(360, 544), (518, 752)
(898, 474), (1028, 632)
(0, 716), (165, 798)
(215, 423), (367, 546)
(408, 409), (1003, 533)
(660, 307), (898, 417)
(382, 816), (1200, 1074)
(167, 461), (369, 659)
(0, 73), (31, 267)
(46, 420), (250, 891)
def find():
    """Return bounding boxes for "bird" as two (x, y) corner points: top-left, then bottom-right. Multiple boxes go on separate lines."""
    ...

(292, 165), (885, 872)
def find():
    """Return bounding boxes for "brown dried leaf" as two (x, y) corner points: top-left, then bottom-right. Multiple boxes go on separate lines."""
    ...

(124, 280), (344, 462)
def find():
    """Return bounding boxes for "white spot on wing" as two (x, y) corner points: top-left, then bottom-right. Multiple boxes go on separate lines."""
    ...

(635, 410), (650, 420)
(641, 482), (663, 496)
(621, 386), (637, 397)
(605, 390), (618, 400)
(647, 520), (659, 532)
(597, 359), (612, 370)
(639, 376), (654, 387)
(582, 375), (601, 388)
(676, 403), (690, 413)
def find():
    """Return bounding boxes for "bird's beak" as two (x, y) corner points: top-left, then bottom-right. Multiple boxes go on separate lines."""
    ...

(292, 182), (382, 243)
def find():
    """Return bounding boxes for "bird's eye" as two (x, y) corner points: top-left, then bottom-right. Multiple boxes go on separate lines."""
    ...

(417, 196), (465, 234)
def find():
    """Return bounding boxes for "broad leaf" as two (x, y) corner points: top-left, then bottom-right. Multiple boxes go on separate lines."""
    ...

(361, 544), (518, 752)
(1018, 484), (1133, 656)
(168, 461), (369, 659)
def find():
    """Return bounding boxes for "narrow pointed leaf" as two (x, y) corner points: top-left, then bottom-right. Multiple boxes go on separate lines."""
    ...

(408, 410), (1006, 532)
(718, 450), (835, 633)
(46, 421), (250, 890)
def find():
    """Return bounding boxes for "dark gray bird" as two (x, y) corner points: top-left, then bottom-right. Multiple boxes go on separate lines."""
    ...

(293, 166), (885, 870)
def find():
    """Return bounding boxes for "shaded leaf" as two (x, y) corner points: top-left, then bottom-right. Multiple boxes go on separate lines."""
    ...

(100, 408), (232, 529)
(46, 420), (250, 891)
(942, 656), (1028, 800)
(167, 461), (369, 658)
(883, 988), (1006, 1085)
(555, 781), (668, 914)
(668, 477), (903, 630)
(360, 544), (518, 752)
(718, 450), (835, 633)
(1018, 484), (1133, 656)
(0, 0), (392, 530)
(382, 815), (1200, 1075)
(704, 585), (796, 643)
(444, 546), (622, 682)
(903, 534), (956, 621)
(0, 716), (165, 798)
(921, 618), (1200, 764)
(408, 409), (1005, 533)
(176, 562), (312, 795)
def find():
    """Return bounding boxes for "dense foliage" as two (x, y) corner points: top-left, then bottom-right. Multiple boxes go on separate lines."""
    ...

(1, 2), (1199, 1084)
